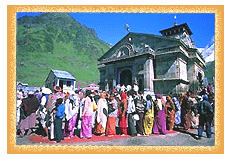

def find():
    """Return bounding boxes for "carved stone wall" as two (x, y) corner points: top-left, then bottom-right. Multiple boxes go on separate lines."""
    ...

(98, 30), (205, 95)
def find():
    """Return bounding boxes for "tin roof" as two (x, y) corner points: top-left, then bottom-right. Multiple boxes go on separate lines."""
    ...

(52, 69), (76, 80)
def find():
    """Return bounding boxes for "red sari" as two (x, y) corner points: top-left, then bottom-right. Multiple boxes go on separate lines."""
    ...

(118, 113), (127, 135)
(180, 94), (192, 130)
(118, 101), (127, 135)
(118, 93), (128, 135)
(106, 117), (116, 135)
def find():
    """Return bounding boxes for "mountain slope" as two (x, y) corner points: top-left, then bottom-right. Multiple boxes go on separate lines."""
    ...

(16, 13), (110, 87)
(204, 61), (215, 84)
(198, 35), (215, 84)
(198, 35), (215, 63)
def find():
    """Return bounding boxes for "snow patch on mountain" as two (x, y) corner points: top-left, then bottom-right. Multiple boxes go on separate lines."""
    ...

(198, 36), (215, 63)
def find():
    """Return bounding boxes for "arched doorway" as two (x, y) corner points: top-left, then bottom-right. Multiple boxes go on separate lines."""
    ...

(120, 69), (132, 86)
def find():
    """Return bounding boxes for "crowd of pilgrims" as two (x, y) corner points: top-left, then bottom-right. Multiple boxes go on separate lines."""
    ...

(16, 83), (215, 143)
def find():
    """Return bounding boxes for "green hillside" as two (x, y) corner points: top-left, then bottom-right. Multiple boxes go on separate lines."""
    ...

(16, 13), (110, 87)
(205, 61), (215, 85)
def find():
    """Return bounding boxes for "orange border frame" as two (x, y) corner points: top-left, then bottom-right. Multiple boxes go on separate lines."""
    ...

(7, 5), (224, 154)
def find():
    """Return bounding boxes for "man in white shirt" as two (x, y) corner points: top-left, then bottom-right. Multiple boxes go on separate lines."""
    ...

(127, 91), (137, 137)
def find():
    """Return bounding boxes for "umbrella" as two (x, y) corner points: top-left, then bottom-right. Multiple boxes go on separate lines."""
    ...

(42, 87), (52, 94)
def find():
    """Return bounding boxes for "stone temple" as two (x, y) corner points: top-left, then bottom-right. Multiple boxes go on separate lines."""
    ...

(98, 23), (205, 95)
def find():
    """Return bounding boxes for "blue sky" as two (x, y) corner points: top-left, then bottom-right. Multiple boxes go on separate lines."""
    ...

(17, 12), (215, 48)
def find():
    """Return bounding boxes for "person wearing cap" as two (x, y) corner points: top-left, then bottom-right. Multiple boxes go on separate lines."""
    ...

(196, 94), (214, 140)
(38, 88), (52, 137)
(17, 91), (40, 138)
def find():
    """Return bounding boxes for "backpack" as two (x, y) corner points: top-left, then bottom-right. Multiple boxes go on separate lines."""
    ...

(199, 101), (207, 115)
(44, 94), (50, 108)
(199, 100), (213, 116)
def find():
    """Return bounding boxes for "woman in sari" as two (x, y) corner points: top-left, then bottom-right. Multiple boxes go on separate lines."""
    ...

(118, 92), (128, 135)
(80, 90), (93, 139)
(94, 92), (108, 135)
(143, 94), (154, 136)
(165, 96), (176, 131)
(172, 95), (181, 128)
(120, 92), (128, 114)
(180, 92), (192, 130)
(106, 94), (118, 136)
(153, 94), (166, 135)
(64, 95), (79, 138)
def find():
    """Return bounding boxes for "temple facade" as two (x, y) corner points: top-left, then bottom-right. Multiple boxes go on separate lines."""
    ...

(98, 23), (205, 95)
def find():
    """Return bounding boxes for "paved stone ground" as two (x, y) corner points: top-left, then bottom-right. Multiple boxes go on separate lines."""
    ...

(16, 127), (215, 146)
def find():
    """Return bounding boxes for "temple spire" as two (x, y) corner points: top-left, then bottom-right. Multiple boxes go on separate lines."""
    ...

(174, 15), (177, 26)
(125, 24), (130, 32)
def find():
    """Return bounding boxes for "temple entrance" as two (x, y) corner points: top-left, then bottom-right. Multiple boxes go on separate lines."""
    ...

(138, 78), (144, 92)
(120, 69), (132, 86)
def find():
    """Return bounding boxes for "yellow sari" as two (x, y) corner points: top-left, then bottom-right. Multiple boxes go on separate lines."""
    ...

(143, 102), (154, 135)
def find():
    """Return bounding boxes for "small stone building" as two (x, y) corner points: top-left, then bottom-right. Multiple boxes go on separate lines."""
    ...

(98, 23), (205, 95)
(45, 69), (76, 93)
